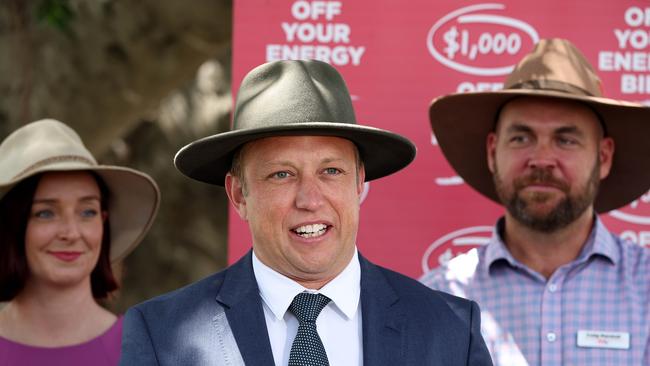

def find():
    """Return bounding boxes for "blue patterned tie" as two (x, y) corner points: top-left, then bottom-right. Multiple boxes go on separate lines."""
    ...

(288, 293), (331, 366)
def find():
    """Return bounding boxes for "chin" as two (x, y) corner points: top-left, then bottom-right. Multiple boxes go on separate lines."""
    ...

(43, 269), (92, 287)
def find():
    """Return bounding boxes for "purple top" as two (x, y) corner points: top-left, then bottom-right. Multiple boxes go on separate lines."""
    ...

(0, 316), (122, 366)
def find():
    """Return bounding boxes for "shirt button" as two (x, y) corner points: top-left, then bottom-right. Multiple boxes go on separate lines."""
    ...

(547, 332), (557, 342)
(548, 283), (558, 292)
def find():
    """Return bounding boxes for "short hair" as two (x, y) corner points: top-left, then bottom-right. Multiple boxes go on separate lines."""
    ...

(0, 172), (118, 301)
(229, 138), (364, 196)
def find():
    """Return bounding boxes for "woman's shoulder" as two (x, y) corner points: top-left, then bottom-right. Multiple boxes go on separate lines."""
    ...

(0, 316), (123, 366)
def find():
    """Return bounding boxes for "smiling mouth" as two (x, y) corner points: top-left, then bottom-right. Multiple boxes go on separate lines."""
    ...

(292, 224), (329, 238)
(49, 251), (82, 262)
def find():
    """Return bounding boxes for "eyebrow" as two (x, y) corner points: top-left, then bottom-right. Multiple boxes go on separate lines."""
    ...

(554, 126), (583, 136)
(321, 157), (347, 164)
(263, 157), (348, 166)
(32, 196), (101, 204)
(505, 123), (533, 134)
(505, 123), (584, 136)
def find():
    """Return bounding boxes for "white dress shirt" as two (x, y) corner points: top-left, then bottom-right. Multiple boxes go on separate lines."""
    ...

(252, 249), (363, 366)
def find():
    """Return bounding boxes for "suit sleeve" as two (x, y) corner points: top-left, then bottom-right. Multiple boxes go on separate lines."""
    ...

(466, 301), (494, 366)
(120, 306), (160, 366)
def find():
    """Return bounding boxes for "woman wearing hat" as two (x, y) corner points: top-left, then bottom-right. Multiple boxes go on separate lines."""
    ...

(0, 119), (159, 365)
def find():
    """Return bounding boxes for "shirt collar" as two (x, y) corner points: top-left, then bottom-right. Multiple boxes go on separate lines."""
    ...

(484, 218), (517, 270)
(580, 216), (620, 265)
(252, 249), (361, 321)
(485, 215), (619, 274)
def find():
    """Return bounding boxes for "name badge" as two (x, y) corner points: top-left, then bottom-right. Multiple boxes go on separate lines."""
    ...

(577, 330), (630, 350)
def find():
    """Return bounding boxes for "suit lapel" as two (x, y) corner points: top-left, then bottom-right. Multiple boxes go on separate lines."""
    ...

(216, 251), (275, 365)
(359, 255), (405, 366)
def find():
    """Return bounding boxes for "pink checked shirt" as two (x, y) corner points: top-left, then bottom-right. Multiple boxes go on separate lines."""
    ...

(421, 217), (650, 366)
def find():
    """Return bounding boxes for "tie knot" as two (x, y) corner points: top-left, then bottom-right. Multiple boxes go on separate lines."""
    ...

(289, 293), (331, 323)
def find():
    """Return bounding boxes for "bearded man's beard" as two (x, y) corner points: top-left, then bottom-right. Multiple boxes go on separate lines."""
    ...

(493, 162), (600, 232)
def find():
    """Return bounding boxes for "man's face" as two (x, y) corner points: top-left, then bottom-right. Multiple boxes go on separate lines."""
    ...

(487, 97), (614, 232)
(226, 135), (365, 288)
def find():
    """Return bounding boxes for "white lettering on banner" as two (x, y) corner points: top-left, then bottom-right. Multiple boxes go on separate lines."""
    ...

(267, 45), (365, 66)
(266, 1), (365, 67)
(624, 6), (650, 27)
(599, 51), (650, 72)
(291, 1), (341, 21)
(614, 29), (650, 49)
(281, 22), (350, 43)
(621, 74), (650, 94)
(456, 81), (503, 92)
(427, 3), (539, 76)
(421, 226), (493, 272)
(598, 7), (650, 96)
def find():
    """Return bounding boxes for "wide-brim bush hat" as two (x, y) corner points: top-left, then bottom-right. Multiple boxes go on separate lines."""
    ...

(175, 59), (416, 185)
(429, 38), (650, 212)
(0, 119), (160, 262)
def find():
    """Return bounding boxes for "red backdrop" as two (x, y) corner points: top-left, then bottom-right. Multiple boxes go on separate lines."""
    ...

(231, 1), (650, 278)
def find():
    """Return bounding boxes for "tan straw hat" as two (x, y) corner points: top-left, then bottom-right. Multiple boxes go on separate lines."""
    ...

(429, 38), (650, 212)
(0, 119), (160, 262)
(175, 59), (416, 185)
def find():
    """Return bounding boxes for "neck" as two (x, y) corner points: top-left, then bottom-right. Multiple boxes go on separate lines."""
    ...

(294, 276), (336, 290)
(0, 277), (116, 346)
(503, 207), (595, 279)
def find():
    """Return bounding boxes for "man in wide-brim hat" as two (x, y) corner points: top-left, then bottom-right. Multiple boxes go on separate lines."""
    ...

(421, 38), (650, 365)
(120, 59), (492, 365)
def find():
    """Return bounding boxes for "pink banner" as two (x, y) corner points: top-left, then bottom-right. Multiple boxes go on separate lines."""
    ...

(231, 1), (650, 278)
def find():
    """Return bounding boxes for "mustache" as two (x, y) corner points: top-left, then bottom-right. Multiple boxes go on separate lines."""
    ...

(513, 169), (569, 192)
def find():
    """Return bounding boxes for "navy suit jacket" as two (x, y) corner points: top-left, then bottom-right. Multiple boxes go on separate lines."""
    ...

(121, 251), (492, 365)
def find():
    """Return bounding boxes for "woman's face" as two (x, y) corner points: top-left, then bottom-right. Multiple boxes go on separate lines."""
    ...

(24, 171), (105, 290)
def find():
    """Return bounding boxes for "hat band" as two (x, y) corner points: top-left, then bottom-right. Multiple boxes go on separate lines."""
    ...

(13, 155), (96, 181)
(508, 79), (595, 97)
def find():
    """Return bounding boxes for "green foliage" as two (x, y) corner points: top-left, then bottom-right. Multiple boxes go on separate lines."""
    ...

(36, 0), (75, 35)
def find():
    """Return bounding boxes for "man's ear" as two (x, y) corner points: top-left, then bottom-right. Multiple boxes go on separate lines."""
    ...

(486, 132), (497, 173)
(357, 164), (366, 196)
(225, 173), (248, 220)
(598, 136), (615, 180)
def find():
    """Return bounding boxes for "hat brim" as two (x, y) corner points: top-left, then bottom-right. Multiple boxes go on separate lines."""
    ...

(174, 122), (416, 185)
(430, 89), (650, 212)
(0, 164), (160, 262)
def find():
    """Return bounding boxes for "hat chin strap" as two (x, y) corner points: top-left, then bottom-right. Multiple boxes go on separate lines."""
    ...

(12, 155), (95, 180)
(508, 79), (594, 97)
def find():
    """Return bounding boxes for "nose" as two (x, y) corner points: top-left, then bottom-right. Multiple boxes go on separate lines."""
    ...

(295, 176), (325, 211)
(527, 141), (557, 171)
(57, 216), (82, 242)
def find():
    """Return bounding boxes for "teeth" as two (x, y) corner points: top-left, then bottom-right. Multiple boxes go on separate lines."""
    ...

(294, 224), (328, 238)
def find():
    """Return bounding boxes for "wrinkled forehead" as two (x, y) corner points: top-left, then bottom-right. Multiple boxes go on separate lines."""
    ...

(494, 96), (605, 136)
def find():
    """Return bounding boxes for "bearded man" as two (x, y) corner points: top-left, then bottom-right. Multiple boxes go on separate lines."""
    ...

(421, 38), (650, 366)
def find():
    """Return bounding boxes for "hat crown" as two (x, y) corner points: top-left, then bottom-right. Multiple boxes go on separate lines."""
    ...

(504, 38), (603, 97)
(232, 60), (357, 130)
(0, 119), (97, 184)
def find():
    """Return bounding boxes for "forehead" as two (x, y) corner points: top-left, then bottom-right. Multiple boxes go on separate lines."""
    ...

(34, 171), (100, 197)
(240, 135), (358, 165)
(497, 97), (603, 134)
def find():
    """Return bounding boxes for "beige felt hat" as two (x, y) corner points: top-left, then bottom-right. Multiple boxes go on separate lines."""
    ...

(0, 119), (160, 262)
(175, 59), (416, 185)
(429, 38), (650, 212)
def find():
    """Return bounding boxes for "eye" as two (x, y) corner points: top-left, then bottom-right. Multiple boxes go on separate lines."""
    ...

(80, 208), (99, 218)
(33, 209), (54, 219)
(557, 136), (578, 146)
(324, 167), (342, 175)
(509, 135), (528, 144)
(270, 171), (291, 179)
